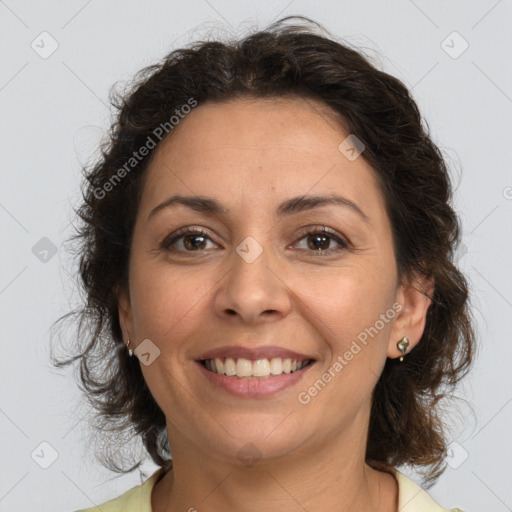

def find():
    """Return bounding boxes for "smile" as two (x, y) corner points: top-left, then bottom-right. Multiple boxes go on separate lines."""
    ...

(195, 357), (316, 398)
(200, 357), (314, 379)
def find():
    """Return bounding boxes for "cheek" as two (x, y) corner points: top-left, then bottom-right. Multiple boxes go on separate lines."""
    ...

(331, 284), (394, 344)
(131, 265), (210, 415)
(295, 275), (396, 419)
(292, 264), (396, 349)
(129, 261), (209, 347)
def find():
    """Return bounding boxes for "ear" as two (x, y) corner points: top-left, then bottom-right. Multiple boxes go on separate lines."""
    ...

(116, 283), (134, 343)
(387, 272), (435, 359)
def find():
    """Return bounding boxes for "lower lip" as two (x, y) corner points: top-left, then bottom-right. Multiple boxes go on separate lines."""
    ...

(195, 360), (315, 398)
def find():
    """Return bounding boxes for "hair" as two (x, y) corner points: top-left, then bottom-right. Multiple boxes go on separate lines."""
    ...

(51, 15), (476, 487)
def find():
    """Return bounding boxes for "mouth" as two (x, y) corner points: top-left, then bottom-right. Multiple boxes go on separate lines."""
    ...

(197, 356), (315, 379)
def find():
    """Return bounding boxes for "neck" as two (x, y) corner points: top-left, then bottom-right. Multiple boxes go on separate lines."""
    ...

(151, 420), (398, 512)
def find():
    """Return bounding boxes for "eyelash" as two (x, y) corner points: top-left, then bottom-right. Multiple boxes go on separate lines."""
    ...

(160, 226), (349, 256)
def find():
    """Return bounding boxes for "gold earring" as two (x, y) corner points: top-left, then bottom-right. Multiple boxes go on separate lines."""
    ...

(126, 339), (133, 357)
(397, 336), (409, 362)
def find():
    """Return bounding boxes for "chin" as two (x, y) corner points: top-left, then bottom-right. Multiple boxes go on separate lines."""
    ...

(195, 415), (307, 464)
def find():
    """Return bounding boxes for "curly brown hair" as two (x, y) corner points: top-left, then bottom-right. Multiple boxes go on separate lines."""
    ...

(51, 15), (475, 487)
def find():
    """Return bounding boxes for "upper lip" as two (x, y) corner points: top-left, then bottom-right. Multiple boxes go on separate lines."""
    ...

(197, 345), (315, 362)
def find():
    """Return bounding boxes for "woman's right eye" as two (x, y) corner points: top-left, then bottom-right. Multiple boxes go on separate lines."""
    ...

(161, 228), (219, 252)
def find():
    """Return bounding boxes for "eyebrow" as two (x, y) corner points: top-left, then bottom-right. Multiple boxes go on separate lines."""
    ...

(147, 193), (370, 224)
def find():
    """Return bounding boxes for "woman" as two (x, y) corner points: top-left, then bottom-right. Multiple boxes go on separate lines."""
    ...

(55, 16), (473, 512)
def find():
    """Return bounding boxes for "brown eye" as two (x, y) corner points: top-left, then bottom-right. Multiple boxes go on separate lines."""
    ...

(181, 233), (208, 250)
(307, 233), (332, 251)
(161, 228), (219, 252)
(294, 227), (348, 255)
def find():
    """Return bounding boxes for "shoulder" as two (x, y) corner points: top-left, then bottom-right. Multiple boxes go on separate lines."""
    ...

(73, 467), (166, 512)
(395, 470), (464, 512)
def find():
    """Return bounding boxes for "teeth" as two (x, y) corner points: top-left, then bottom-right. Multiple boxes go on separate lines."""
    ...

(225, 357), (237, 376)
(202, 357), (311, 378)
(236, 358), (252, 377)
(253, 359), (270, 377)
(269, 357), (283, 375)
(214, 358), (224, 374)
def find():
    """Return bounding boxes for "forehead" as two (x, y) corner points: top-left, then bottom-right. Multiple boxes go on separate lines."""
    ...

(138, 96), (387, 223)
(155, 96), (350, 163)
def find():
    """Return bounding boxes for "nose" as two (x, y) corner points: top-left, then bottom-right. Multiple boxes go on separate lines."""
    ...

(213, 239), (292, 325)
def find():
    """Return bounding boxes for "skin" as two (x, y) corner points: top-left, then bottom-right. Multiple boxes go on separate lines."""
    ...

(118, 96), (434, 512)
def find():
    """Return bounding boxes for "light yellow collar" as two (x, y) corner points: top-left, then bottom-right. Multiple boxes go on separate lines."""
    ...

(142, 467), (456, 512)
(395, 470), (454, 511)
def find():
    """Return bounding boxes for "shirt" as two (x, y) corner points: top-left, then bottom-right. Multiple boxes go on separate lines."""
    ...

(74, 467), (464, 512)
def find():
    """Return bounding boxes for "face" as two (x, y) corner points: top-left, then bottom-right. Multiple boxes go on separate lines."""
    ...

(119, 96), (429, 466)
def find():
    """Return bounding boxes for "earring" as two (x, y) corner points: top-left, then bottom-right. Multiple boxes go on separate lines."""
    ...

(126, 339), (133, 357)
(397, 336), (409, 362)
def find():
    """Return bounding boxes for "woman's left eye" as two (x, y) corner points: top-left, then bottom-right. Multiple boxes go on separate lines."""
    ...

(293, 227), (348, 254)
(160, 226), (348, 255)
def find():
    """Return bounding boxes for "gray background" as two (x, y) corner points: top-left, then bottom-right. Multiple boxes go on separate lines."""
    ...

(1, 1), (511, 511)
